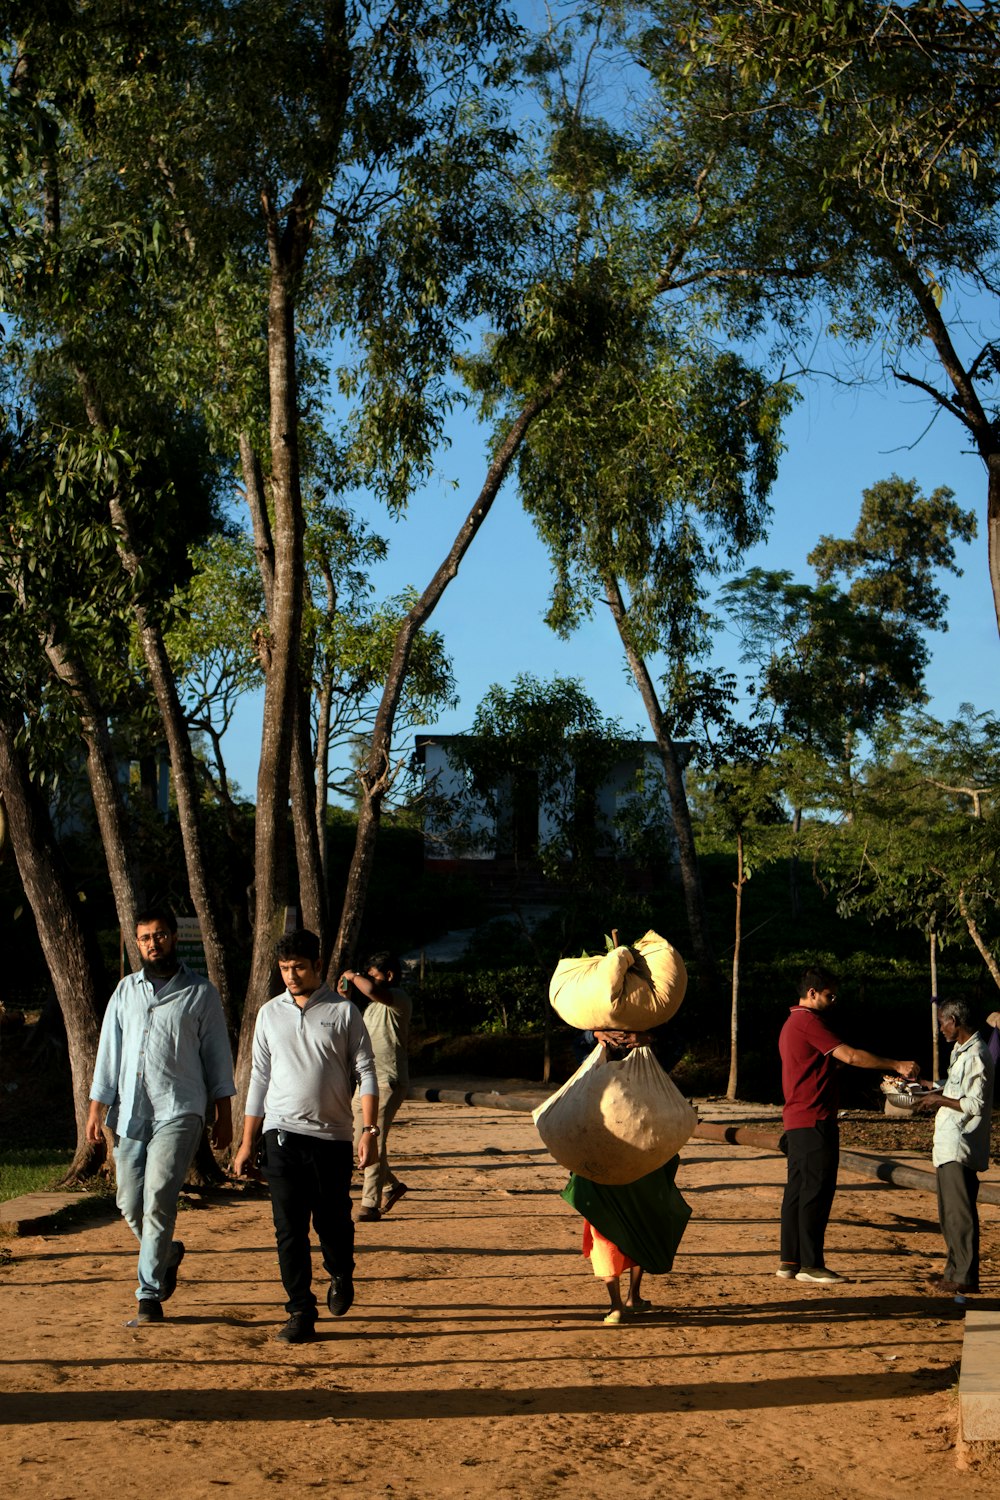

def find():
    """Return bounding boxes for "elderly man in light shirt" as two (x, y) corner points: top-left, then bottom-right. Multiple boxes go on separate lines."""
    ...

(917, 997), (995, 1296)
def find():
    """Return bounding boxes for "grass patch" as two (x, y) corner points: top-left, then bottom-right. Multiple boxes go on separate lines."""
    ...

(0, 1147), (74, 1203)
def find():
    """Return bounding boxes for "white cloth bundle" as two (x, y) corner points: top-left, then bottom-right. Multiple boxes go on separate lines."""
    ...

(532, 1042), (698, 1185)
(548, 930), (687, 1031)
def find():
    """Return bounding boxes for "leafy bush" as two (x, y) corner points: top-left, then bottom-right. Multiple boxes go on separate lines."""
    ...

(413, 965), (549, 1033)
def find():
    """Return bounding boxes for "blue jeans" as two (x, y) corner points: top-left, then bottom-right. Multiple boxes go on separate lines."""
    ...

(114, 1114), (204, 1302)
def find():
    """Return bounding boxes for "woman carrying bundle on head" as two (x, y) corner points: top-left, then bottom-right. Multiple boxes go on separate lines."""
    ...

(535, 931), (697, 1323)
(566, 1023), (692, 1324)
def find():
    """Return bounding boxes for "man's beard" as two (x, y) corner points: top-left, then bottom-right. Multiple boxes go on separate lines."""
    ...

(144, 954), (179, 979)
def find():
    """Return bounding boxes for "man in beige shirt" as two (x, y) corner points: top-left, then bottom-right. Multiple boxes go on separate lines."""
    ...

(342, 951), (412, 1221)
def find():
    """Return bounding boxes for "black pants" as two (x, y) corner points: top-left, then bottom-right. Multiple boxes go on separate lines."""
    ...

(780, 1121), (840, 1270)
(262, 1130), (355, 1316)
(936, 1161), (980, 1289)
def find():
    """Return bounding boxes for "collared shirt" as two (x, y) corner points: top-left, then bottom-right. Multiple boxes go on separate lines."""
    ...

(245, 983), (378, 1141)
(779, 1006), (843, 1129)
(90, 962), (235, 1143)
(932, 1032), (994, 1172)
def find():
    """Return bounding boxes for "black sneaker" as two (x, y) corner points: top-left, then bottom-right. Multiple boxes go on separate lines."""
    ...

(162, 1241), (185, 1301)
(276, 1312), (317, 1344)
(327, 1275), (354, 1317)
(128, 1299), (163, 1326)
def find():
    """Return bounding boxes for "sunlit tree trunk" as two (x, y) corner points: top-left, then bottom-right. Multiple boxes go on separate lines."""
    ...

(0, 707), (105, 1182)
(236, 222), (313, 1118)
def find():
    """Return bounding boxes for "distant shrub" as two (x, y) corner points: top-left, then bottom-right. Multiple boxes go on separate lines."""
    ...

(413, 965), (549, 1033)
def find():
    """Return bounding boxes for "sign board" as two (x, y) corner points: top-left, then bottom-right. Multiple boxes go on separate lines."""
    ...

(175, 917), (207, 973)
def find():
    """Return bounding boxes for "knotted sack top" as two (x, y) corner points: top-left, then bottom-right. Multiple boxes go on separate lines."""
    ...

(548, 930), (687, 1032)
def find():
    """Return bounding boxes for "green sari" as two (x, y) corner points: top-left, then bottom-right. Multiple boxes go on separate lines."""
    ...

(561, 1155), (691, 1274)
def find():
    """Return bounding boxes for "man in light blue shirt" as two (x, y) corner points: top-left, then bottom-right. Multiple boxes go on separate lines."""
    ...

(87, 906), (235, 1325)
(233, 929), (379, 1344)
(917, 997), (995, 1296)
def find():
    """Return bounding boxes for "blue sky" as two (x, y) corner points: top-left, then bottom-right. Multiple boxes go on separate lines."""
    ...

(219, 345), (999, 801)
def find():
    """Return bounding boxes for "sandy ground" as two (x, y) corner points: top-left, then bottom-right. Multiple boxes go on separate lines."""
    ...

(3, 1098), (1000, 1500)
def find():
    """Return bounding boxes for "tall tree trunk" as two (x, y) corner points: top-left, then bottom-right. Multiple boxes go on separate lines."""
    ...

(602, 574), (717, 984)
(291, 690), (327, 944)
(235, 239), (311, 1118)
(789, 805), (802, 919)
(239, 433), (275, 612)
(314, 664), (334, 882)
(35, 629), (143, 969)
(988, 457), (1000, 640)
(329, 375), (567, 978)
(929, 925), (940, 1084)
(726, 832), (745, 1102)
(238, 428), (326, 944)
(76, 369), (237, 1031)
(109, 509), (236, 1029)
(313, 558), (337, 883)
(0, 708), (105, 1182)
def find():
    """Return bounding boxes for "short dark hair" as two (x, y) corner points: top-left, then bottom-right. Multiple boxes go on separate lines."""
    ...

(366, 950), (402, 982)
(939, 997), (975, 1030)
(276, 929), (320, 964)
(135, 904), (177, 934)
(797, 965), (838, 998)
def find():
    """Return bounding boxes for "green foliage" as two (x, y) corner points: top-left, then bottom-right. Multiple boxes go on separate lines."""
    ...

(721, 476), (975, 793)
(809, 477), (976, 629)
(670, 0), (1000, 250)
(814, 708), (1000, 968)
(415, 965), (549, 1034)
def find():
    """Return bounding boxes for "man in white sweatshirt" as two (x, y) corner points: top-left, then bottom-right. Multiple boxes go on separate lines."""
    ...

(233, 930), (379, 1343)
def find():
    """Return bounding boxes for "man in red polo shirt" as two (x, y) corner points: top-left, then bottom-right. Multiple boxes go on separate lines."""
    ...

(778, 966), (918, 1284)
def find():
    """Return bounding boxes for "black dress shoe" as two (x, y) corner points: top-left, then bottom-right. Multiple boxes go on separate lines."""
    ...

(276, 1312), (317, 1344)
(327, 1275), (354, 1317)
(128, 1300), (163, 1326)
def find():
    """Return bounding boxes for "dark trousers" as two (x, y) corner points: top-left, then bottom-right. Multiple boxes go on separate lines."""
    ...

(936, 1160), (981, 1289)
(780, 1121), (840, 1270)
(262, 1130), (355, 1317)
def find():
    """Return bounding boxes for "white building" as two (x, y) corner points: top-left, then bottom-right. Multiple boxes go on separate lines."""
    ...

(414, 734), (685, 874)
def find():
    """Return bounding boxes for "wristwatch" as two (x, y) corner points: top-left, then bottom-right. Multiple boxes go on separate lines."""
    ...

(361, 1125), (380, 1137)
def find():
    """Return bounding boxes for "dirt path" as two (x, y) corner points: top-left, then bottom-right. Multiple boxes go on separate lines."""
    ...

(3, 1099), (999, 1499)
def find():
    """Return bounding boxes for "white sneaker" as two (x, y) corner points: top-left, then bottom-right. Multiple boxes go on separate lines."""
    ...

(775, 1264), (799, 1279)
(795, 1267), (848, 1284)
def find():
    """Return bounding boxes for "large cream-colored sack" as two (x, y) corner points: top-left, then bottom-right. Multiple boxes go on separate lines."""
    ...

(548, 929), (687, 1030)
(532, 1043), (698, 1185)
